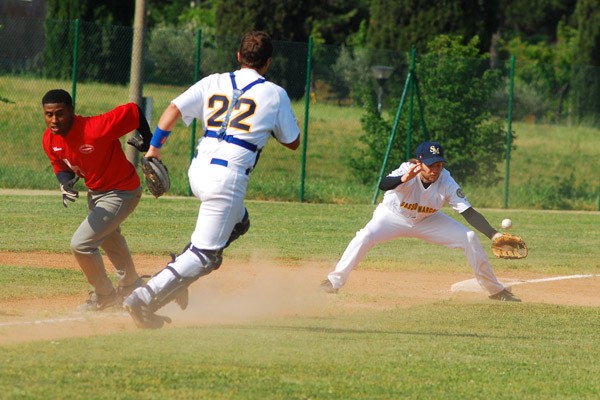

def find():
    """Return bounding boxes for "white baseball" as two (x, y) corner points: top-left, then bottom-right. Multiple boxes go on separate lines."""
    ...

(501, 218), (512, 229)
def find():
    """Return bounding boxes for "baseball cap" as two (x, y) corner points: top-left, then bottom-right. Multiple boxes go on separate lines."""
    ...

(415, 141), (446, 165)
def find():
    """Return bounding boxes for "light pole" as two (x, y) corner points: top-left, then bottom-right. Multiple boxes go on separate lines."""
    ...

(371, 65), (394, 114)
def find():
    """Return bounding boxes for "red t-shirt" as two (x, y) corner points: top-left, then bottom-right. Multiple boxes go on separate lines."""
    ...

(42, 103), (141, 191)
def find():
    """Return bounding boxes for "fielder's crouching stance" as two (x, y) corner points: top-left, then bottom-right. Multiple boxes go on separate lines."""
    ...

(319, 141), (521, 302)
(124, 31), (300, 329)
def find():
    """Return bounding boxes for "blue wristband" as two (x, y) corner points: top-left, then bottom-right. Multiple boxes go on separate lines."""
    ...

(150, 126), (171, 148)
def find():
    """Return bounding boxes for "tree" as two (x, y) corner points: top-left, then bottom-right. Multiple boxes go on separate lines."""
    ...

(44, 0), (134, 84)
(348, 96), (395, 185)
(350, 35), (507, 187)
(215, 0), (305, 41)
(572, 0), (600, 125)
(499, 22), (577, 123)
(367, 0), (500, 53)
(146, 0), (218, 31)
(46, 0), (87, 21)
(418, 36), (506, 186)
(214, 0), (368, 44)
(147, 0), (190, 28)
(304, 0), (369, 45)
(46, 0), (135, 25)
(497, 0), (577, 42)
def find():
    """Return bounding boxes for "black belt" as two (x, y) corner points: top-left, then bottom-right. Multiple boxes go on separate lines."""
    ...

(204, 130), (258, 152)
(210, 158), (251, 175)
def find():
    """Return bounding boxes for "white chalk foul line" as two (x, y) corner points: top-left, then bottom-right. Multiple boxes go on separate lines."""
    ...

(0, 312), (128, 328)
(515, 274), (600, 284)
(451, 274), (600, 293)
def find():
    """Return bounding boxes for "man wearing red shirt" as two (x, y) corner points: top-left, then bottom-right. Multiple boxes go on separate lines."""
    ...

(42, 89), (152, 311)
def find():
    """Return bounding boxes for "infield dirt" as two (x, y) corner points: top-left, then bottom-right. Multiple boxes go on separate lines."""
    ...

(1, 251), (599, 345)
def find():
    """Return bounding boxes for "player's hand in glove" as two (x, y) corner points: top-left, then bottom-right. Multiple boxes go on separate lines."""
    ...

(126, 105), (153, 152)
(141, 156), (170, 198)
(127, 131), (151, 152)
(60, 175), (80, 208)
(491, 232), (528, 259)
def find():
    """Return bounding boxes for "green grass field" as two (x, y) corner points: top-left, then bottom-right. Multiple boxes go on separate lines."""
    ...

(1, 76), (598, 209)
(1, 193), (599, 399)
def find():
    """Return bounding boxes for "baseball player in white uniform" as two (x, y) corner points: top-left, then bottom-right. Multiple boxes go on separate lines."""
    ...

(124, 31), (301, 328)
(320, 141), (521, 302)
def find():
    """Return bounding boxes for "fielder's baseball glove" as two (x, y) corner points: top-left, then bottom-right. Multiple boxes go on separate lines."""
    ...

(141, 157), (170, 198)
(491, 233), (528, 259)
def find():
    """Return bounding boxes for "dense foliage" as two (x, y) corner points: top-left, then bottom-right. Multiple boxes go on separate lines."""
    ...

(36, 0), (600, 182)
(418, 36), (506, 186)
(350, 36), (506, 187)
(572, 0), (600, 125)
(367, 0), (500, 53)
(214, 0), (369, 45)
(43, 0), (134, 83)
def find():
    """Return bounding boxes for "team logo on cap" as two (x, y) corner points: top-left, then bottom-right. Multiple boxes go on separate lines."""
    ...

(430, 145), (440, 155)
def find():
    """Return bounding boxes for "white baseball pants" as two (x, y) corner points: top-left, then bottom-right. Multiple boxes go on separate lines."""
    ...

(188, 155), (249, 250)
(132, 155), (249, 306)
(328, 203), (506, 295)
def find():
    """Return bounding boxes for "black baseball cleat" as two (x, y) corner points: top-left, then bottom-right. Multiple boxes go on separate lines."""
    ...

(318, 279), (338, 294)
(489, 288), (522, 302)
(123, 293), (172, 329)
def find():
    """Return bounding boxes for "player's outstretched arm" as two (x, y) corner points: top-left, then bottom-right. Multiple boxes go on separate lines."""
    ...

(460, 207), (498, 240)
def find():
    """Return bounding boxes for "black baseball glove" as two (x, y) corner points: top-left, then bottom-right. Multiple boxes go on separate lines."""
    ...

(140, 157), (170, 198)
(126, 105), (153, 152)
(127, 131), (151, 152)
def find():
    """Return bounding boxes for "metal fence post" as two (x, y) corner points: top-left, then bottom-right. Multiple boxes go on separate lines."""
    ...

(300, 36), (313, 203)
(405, 46), (416, 161)
(504, 55), (515, 209)
(372, 47), (419, 204)
(70, 19), (80, 107)
(189, 28), (202, 196)
(372, 70), (413, 204)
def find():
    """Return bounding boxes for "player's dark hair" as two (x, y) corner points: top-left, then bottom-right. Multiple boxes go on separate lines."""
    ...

(42, 89), (73, 107)
(238, 31), (273, 70)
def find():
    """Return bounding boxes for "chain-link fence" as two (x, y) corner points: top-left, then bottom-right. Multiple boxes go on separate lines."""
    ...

(1, 17), (598, 210)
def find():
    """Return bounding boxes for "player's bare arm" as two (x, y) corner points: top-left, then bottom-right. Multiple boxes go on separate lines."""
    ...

(281, 135), (300, 150)
(145, 146), (162, 160)
(145, 103), (182, 160)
